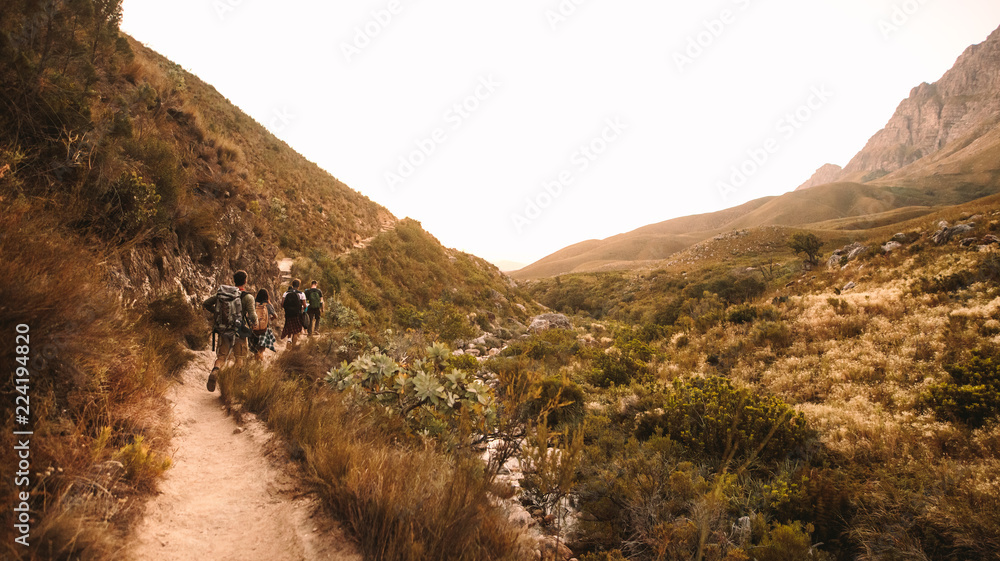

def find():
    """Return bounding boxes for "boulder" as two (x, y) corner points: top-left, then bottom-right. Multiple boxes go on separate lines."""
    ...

(882, 241), (902, 253)
(846, 243), (868, 260)
(933, 223), (975, 245)
(828, 242), (867, 267)
(529, 313), (571, 332)
(537, 537), (573, 561)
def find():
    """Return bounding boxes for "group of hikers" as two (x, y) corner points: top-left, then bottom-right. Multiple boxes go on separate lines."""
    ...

(202, 269), (325, 392)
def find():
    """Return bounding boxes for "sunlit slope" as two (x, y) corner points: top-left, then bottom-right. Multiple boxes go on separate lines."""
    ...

(512, 175), (998, 279)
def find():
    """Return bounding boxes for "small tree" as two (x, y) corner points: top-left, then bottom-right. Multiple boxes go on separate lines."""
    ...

(788, 232), (824, 266)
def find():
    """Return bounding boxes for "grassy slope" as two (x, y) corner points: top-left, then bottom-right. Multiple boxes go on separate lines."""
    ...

(515, 41), (1000, 281)
(125, 38), (391, 258)
(522, 196), (1000, 559)
(514, 169), (1000, 280)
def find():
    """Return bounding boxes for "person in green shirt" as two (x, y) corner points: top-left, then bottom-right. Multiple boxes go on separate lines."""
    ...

(304, 280), (324, 336)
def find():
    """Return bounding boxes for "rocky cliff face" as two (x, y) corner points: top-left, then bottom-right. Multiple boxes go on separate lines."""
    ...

(108, 206), (280, 306)
(795, 163), (844, 191)
(841, 25), (1000, 178)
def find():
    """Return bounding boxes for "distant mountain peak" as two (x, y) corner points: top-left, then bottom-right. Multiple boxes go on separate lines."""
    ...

(514, 24), (1000, 279)
(840, 24), (1000, 180)
(795, 164), (844, 191)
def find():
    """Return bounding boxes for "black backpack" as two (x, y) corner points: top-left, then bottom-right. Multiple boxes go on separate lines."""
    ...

(282, 290), (303, 315)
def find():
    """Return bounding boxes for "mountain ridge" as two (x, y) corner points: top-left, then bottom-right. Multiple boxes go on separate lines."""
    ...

(513, 23), (1000, 280)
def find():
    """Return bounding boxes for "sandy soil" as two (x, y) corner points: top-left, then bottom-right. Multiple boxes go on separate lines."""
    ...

(130, 350), (361, 561)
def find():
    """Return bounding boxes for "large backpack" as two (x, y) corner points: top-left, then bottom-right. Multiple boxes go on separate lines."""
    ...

(282, 290), (303, 315)
(252, 303), (269, 333)
(305, 288), (323, 309)
(213, 285), (245, 335)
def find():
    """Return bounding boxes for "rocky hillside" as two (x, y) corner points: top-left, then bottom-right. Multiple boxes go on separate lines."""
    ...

(823, 25), (1000, 183)
(795, 163), (844, 191)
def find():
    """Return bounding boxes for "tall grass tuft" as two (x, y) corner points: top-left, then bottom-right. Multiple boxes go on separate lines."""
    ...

(0, 210), (173, 561)
(217, 361), (527, 561)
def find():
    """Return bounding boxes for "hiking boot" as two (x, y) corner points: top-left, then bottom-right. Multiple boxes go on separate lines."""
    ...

(207, 368), (218, 392)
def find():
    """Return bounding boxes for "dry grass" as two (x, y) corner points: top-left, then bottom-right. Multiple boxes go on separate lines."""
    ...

(217, 363), (527, 561)
(0, 209), (173, 561)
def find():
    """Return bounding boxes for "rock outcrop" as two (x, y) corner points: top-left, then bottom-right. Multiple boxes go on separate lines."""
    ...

(841, 25), (1000, 179)
(795, 163), (844, 191)
(529, 313), (572, 332)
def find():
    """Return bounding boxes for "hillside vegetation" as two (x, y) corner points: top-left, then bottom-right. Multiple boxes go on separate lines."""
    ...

(520, 199), (1000, 560)
(1, 3), (536, 559)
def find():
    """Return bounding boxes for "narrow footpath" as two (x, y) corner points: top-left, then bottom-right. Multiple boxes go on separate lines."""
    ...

(130, 350), (361, 561)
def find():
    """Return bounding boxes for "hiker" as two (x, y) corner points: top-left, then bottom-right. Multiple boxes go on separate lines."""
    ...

(248, 288), (278, 361)
(202, 270), (257, 392)
(281, 279), (307, 349)
(304, 280), (324, 336)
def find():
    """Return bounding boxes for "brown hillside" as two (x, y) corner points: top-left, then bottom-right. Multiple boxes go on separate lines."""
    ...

(514, 25), (1000, 280)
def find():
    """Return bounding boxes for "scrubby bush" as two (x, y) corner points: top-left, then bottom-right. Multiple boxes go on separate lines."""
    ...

(925, 352), (1000, 428)
(525, 376), (586, 428)
(503, 329), (581, 366)
(632, 377), (812, 474)
(589, 348), (646, 388)
(145, 290), (210, 352)
(788, 232), (824, 265)
(325, 346), (495, 445)
(728, 304), (759, 324)
(753, 320), (793, 349)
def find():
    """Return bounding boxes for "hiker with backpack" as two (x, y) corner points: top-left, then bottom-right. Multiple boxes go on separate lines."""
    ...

(248, 288), (279, 360)
(281, 279), (307, 349)
(304, 280), (324, 336)
(202, 270), (258, 392)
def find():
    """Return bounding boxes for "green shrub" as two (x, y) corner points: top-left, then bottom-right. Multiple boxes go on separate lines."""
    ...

(925, 352), (1000, 428)
(589, 349), (649, 388)
(633, 377), (812, 473)
(504, 329), (580, 363)
(525, 376), (586, 428)
(754, 521), (829, 561)
(114, 436), (172, 491)
(728, 304), (759, 325)
(100, 171), (160, 237)
(448, 352), (480, 373)
(325, 348), (496, 446)
(424, 300), (478, 341)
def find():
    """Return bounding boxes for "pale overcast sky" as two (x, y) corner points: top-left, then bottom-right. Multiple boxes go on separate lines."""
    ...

(120, 1), (1000, 268)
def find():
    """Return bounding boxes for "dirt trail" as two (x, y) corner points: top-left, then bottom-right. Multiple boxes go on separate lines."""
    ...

(130, 350), (361, 561)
